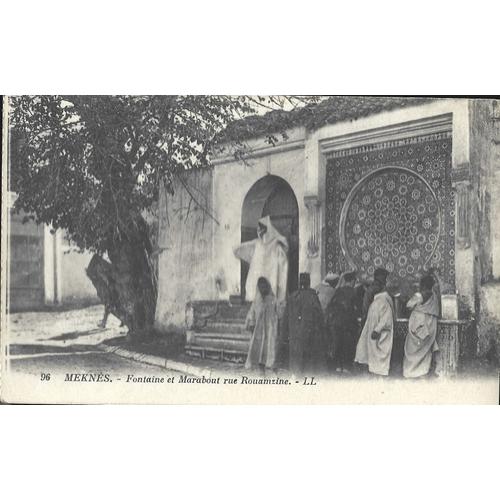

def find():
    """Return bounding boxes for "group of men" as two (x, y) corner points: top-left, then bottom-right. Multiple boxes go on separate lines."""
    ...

(235, 216), (441, 378)
(245, 266), (441, 379)
(317, 267), (397, 375)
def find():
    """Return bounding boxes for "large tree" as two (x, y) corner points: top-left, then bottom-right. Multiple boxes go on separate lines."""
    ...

(9, 95), (316, 338)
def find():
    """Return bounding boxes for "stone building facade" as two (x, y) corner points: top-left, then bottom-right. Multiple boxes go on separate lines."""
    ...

(7, 194), (99, 311)
(155, 97), (500, 360)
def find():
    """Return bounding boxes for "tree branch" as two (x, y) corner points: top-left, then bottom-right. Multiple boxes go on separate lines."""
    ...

(174, 172), (219, 226)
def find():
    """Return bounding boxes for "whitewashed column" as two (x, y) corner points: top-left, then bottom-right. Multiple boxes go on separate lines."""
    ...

(450, 101), (475, 311)
(303, 130), (322, 284)
(43, 226), (55, 304)
(304, 195), (321, 258)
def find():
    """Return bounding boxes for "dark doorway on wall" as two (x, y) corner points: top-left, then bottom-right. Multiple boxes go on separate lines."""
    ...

(8, 210), (45, 311)
(240, 175), (299, 301)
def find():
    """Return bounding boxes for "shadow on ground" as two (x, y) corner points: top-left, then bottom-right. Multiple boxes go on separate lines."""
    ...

(9, 344), (98, 356)
(46, 329), (107, 341)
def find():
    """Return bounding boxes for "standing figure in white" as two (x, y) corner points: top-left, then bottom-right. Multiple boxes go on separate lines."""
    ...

(233, 215), (289, 315)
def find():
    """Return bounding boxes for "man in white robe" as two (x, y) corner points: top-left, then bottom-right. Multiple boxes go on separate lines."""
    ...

(244, 277), (279, 372)
(354, 286), (395, 376)
(234, 215), (289, 313)
(403, 275), (440, 378)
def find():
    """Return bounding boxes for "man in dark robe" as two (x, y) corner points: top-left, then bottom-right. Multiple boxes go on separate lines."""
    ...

(325, 271), (360, 373)
(353, 272), (369, 317)
(361, 268), (390, 327)
(315, 271), (340, 313)
(282, 273), (326, 375)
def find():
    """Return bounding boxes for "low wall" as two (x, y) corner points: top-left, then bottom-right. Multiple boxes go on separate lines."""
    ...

(477, 282), (500, 364)
(60, 245), (99, 306)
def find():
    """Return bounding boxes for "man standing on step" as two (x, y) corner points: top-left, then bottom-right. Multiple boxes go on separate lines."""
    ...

(233, 216), (289, 316)
(244, 277), (279, 374)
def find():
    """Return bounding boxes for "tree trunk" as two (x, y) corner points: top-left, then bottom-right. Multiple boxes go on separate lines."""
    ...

(86, 216), (157, 340)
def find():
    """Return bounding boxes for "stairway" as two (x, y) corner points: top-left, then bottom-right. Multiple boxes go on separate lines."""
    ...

(184, 300), (251, 363)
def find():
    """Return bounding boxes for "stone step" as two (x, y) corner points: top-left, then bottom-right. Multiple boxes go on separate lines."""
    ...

(185, 329), (250, 363)
(194, 321), (247, 334)
(191, 301), (250, 325)
(215, 306), (251, 321)
(187, 329), (251, 341)
(189, 337), (250, 352)
(192, 306), (250, 325)
(229, 294), (245, 305)
(186, 300), (252, 363)
(189, 330), (251, 341)
(184, 345), (246, 363)
(206, 317), (247, 325)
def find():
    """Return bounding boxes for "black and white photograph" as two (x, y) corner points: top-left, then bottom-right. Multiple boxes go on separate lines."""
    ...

(1, 95), (499, 403)
(2, 5), (499, 500)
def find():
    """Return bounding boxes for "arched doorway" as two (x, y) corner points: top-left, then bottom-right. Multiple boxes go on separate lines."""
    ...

(240, 175), (299, 300)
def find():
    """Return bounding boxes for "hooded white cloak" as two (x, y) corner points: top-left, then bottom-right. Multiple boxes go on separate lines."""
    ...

(234, 216), (289, 310)
(403, 292), (440, 378)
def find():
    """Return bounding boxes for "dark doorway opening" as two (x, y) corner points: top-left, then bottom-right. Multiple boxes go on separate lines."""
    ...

(240, 175), (299, 301)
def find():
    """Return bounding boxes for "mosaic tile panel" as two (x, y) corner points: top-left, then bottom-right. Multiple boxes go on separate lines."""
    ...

(325, 134), (455, 289)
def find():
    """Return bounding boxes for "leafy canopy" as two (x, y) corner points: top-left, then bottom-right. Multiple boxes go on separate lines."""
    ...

(10, 95), (315, 254)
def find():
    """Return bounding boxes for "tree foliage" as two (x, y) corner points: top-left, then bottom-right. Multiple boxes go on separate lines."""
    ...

(10, 96), (318, 252)
(9, 95), (317, 336)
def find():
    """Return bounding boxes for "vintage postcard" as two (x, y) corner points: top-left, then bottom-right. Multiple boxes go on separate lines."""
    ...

(1, 95), (499, 404)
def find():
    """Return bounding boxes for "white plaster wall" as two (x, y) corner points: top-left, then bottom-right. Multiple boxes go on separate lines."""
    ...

(478, 283), (500, 358)
(491, 109), (500, 279)
(155, 99), (484, 331)
(45, 229), (98, 306)
(43, 226), (55, 304)
(212, 143), (310, 298)
(155, 169), (216, 332)
(314, 99), (470, 164)
(59, 234), (98, 305)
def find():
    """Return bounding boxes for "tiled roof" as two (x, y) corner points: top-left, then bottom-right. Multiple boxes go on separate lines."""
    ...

(224, 96), (438, 141)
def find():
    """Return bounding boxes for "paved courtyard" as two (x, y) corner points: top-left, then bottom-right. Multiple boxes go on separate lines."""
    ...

(5, 305), (179, 381)
(7, 304), (126, 347)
